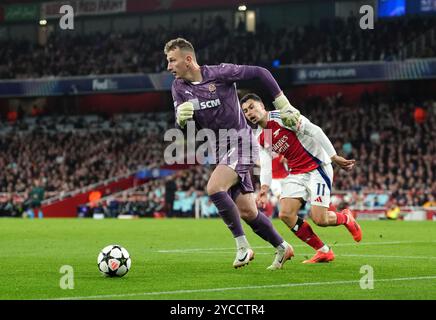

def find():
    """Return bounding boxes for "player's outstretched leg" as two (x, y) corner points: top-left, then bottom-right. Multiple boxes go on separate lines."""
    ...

(235, 193), (294, 270)
(290, 216), (335, 263)
(208, 165), (257, 268)
(209, 191), (254, 268)
(279, 199), (334, 264)
(246, 210), (282, 246)
(245, 210), (294, 270)
(311, 206), (362, 242)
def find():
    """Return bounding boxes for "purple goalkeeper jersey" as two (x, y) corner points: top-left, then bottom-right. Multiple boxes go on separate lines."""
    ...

(171, 63), (281, 166)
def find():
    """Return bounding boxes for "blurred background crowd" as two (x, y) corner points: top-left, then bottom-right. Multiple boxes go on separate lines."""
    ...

(1, 15), (435, 79)
(0, 0), (435, 219)
(1, 93), (434, 218)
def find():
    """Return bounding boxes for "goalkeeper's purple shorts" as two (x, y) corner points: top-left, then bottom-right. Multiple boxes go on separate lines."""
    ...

(227, 163), (254, 201)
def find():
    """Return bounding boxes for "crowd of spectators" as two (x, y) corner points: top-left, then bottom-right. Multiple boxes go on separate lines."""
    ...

(221, 15), (436, 66)
(1, 15), (435, 79)
(78, 166), (219, 219)
(1, 93), (434, 218)
(0, 16), (228, 79)
(0, 112), (173, 216)
(77, 179), (166, 218)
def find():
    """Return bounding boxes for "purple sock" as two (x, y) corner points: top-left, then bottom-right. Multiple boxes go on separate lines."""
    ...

(247, 211), (283, 247)
(209, 191), (244, 238)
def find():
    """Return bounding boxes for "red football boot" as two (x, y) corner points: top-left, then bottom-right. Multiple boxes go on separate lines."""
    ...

(303, 248), (335, 264)
(343, 208), (362, 242)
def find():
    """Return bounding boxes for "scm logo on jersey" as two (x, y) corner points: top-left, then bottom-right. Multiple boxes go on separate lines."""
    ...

(200, 98), (221, 109)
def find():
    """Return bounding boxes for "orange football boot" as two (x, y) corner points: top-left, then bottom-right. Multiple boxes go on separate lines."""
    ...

(303, 248), (335, 264)
(343, 208), (362, 242)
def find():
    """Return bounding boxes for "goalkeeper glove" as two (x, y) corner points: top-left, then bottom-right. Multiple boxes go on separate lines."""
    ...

(176, 101), (194, 128)
(273, 94), (301, 130)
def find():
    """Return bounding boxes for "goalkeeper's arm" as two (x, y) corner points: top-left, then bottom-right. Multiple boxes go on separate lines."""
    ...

(225, 65), (299, 130)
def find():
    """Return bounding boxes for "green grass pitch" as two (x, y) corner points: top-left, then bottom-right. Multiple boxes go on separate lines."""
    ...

(1, 218), (435, 300)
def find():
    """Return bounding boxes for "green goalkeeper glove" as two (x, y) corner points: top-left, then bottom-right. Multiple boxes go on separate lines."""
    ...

(176, 101), (194, 128)
(273, 94), (301, 130)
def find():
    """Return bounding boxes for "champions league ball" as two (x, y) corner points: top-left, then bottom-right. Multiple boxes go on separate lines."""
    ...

(97, 245), (131, 277)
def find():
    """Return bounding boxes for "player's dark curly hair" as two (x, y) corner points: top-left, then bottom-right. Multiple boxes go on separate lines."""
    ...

(240, 93), (263, 106)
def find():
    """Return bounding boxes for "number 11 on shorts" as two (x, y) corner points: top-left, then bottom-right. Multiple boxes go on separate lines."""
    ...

(316, 183), (326, 196)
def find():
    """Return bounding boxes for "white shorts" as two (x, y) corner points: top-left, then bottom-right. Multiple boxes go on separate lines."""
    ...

(280, 164), (333, 208)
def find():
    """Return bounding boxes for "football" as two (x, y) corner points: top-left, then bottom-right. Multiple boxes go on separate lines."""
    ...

(97, 245), (131, 277)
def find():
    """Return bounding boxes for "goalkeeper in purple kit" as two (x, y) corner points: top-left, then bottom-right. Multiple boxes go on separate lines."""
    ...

(164, 38), (296, 270)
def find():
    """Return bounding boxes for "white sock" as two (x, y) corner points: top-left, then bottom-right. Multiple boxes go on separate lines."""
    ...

(319, 244), (330, 253)
(235, 235), (249, 249)
(276, 241), (288, 251)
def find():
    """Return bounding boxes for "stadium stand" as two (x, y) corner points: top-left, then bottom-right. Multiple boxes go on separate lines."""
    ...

(1, 15), (435, 79)
(0, 16), (229, 78)
(198, 16), (436, 66)
(0, 112), (173, 216)
(3, 93), (431, 219)
(0, 1), (434, 221)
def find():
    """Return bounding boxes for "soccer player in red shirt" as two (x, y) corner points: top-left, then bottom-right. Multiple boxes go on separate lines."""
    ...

(241, 93), (362, 263)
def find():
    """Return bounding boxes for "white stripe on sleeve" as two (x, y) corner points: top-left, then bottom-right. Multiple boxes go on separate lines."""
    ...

(259, 146), (273, 187)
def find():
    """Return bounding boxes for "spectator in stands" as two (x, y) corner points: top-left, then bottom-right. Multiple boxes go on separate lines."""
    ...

(172, 190), (183, 217)
(382, 204), (401, 220)
(423, 195), (436, 208)
(6, 108), (18, 123)
(148, 194), (165, 218)
(88, 189), (102, 215)
(107, 198), (120, 218)
(201, 196), (219, 218)
(164, 176), (177, 217)
(0, 194), (21, 217)
(180, 187), (196, 218)
(24, 178), (45, 219)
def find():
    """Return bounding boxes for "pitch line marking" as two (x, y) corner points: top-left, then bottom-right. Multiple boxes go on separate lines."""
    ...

(156, 240), (436, 253)
(52, 275), (436, 300)
(156, 250), (436, 260)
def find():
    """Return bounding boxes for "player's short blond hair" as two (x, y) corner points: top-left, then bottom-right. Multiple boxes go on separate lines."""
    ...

(164, 38), (195, 56)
